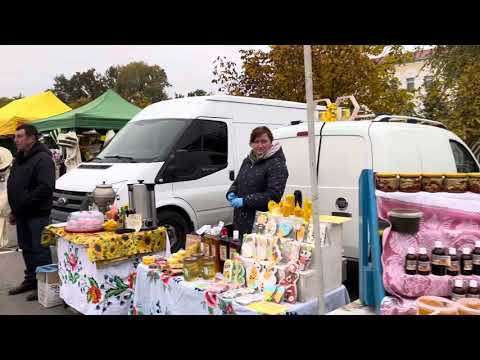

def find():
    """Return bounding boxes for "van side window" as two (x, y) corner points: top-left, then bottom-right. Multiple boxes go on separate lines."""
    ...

(449, 140), (479, 173)
(165, 120), (228, 181)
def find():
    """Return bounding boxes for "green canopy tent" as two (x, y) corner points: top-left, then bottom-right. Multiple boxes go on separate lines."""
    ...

(34, 89), (141, 133)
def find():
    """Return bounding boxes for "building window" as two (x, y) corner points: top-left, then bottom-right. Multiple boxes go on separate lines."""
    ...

(423, 75), (433, 88)
(406, 77), (415, 91)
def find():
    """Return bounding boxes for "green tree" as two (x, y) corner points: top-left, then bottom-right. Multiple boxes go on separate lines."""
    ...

(0, 93), (23, 107)
(108, 61), (171, 107)
(420, 45), (480, 146)
(212, 45), (415, 115)
(52, 68), (107, 105)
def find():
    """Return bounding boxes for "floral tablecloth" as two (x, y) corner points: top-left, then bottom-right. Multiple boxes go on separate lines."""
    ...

(131, 263), (350, 315)
(58, 235), (170, 315)
(42, 226), (168, 263)
(376, 191), (480, 315)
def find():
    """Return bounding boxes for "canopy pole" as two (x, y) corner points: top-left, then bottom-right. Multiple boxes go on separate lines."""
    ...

(303, 45), (326, 315)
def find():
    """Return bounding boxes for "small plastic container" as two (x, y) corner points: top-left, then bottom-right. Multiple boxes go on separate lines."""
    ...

(421, 173), (444, 192)
(456, 298), (480, 315)
(415, 296), (459, 315)
(65, 210), (104, 233)
(375, 173), (398, 192)
(444, 173), (468, 193)
(387, 209), (423, 234)
(468, 173), (480, 193)
(398, 173), (422, 193)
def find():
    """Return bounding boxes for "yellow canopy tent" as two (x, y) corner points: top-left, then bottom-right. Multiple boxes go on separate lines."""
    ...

(0, 91), (71, 136)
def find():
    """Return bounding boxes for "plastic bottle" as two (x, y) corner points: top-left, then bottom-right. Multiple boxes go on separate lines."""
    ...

(461, 247), (473, 276)
(467, 280), (480, 299)
(451, 279), (466, 301)
(405, 247), (417, 275)
(431, 241), (447, 276)
(417, 247), (431, 275)
(447, 247), (459, 276)
(472, 241), (480, 275)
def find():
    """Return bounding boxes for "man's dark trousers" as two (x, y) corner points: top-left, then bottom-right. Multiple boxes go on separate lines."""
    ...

(16, 215), (52, 285)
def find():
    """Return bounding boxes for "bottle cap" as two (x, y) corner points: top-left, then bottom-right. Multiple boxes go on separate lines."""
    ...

(419, 247), (427, 255)
(449, 247), (456, 255)
(454, 279), (464, 288)
(463, 247), (472, 255)
(233, 230), (239, 240)
(469, 280), (478, 288)
(407, 247), (416, 254)
(434, 241), (443, 248)
(475, 241), (480, 248)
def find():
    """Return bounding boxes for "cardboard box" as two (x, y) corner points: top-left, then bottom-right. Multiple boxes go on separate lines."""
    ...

(36, 264), (63, 308)
(297, 269), (317, 303)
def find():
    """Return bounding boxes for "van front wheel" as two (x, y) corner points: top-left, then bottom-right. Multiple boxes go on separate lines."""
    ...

(157, 210), (190, 253)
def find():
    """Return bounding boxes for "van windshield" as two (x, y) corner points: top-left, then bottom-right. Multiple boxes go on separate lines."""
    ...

(94, 118), (192, 163)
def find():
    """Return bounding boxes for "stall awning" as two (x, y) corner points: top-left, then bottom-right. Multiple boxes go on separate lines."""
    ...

(33, 90), (141, 133)
(0, 91), (72, 136)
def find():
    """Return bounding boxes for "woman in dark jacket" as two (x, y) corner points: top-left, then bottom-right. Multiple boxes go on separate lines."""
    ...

(226, 126), (289, 238)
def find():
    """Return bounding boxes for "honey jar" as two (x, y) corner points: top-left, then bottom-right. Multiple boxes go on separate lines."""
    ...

(468, 173), (480, 193)
(421, 173), (444, 193)
(183, 257), (200, 281)
(398, 173), (421, 193)
(375, 173), (398, 192)
(201, 256), (216, 280)
(444, 173), (468, 193)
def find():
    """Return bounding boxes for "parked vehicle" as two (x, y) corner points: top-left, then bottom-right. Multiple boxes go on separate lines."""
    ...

(52, 95), (325, 251)
(274, 115), (480, 271)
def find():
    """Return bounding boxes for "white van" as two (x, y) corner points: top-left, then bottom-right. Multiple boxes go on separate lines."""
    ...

(52, 96), (325, 251)
(274, 116), (480, 264)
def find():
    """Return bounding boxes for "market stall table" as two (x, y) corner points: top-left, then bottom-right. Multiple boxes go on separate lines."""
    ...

(131, 263), (350, 315)
(41, 225), (169, 315)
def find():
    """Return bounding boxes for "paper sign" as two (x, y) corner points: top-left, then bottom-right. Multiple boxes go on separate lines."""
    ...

(246, 301), (289, 315)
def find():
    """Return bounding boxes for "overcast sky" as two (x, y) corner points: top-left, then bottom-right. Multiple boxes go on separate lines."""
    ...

(0, 45), (270, 99)
(0, 45), (424, 100)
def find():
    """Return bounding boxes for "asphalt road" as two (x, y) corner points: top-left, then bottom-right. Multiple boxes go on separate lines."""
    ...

(0, 249), (75, 315)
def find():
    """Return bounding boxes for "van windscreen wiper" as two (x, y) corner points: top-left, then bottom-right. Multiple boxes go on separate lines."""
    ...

(104, 155), (137, 162)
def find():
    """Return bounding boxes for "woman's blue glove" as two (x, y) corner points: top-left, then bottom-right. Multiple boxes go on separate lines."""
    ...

(227, 192), (236, 202)
(231, 198), (244, 208)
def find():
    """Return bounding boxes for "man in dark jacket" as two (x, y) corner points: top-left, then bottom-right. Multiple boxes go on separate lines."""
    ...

(226, 126), (289, 239)
(7, 124), (55, 301)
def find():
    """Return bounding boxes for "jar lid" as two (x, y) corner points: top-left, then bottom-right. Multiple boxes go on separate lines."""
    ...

(399, 173), (421, 177)
(434, 241), (443, 248)
(419, 247), (427, 254)
(463, 248), (472, 255)
(444, 173), (468, 178)
(467, 173), (480, 177)
(407, 247), (416, 254)
(470, 280), (478, 288)
(376, 173), (397, 177)
(455, 279), (464, 287)
(387, 209), (423, 219)
(449, 247), (456, 255)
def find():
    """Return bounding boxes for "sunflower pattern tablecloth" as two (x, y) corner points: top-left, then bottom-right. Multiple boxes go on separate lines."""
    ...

(41, 226), (168, 263)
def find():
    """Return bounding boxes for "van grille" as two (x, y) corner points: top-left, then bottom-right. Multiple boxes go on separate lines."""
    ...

(51, 189), (90, 222)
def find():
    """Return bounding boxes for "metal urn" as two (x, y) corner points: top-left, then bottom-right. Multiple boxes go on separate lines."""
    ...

(127, 180), (157, 230)
(92, 181), (116, 212)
